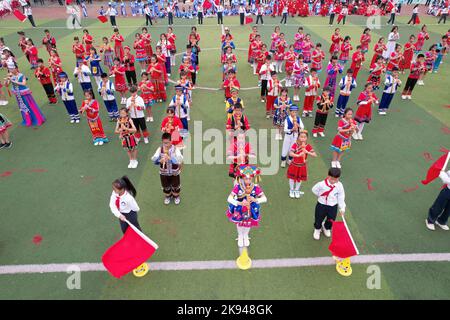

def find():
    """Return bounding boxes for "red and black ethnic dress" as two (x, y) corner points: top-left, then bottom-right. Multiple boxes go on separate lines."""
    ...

(330, 118), (356, 153)
(118, 117), (137, 151)
(287, 142), (313, 182)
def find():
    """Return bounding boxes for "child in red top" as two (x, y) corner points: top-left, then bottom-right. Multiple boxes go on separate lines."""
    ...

(17, 31), (28, 59)
(248, 26), (259, 63)
(111, 28), (125, 62)
(48, 48), (63, 85)
(330, 108), (358, 169)
(134, 33), (148, 70)
(250, 35), (263, 75)
(287, 130), (317, 198)
(353, 83), (379, 140)
(330, 28), (343, 55)
(147, 54), (166, 102)
(414, 25), (430, 52)
(72, 36), (85, 67)
(401, 54), (426, 99)
(311, 43), (325, 73)
(138, 71), (155, 122)
(274, 33), (287, 73)
(370, 37), (387, 68)
(167, 27), (177, 66)
(179, 56), (196, 84)
(399, 35), (416, 73)
(301, 34), (313, 63)
(155, 45), (168, 84)
(284, 45), (296, 87)
(360, 28), (371, 54)
(367, 56), (386, 90)
(34, 58), (57, 104)
(161, 107), (183, 146)
(123, 46), (137, 87)
(42, 29), (56, 55)
(82, 29), (94, 55)
(339, 36), (353, 65)
(25, 39), (39, 69)
(222, 69), (241, 101)
(79, 90), (108, 146)
(141, 27), (153, 58)
(387, 44), (403, 72)
(110, 57), (128, 104)
(349, 45), (364, 79)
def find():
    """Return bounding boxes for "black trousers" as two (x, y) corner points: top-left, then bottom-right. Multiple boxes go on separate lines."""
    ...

(313, 112), (328, 130)
(132, 117), (147, 133)
(191, 71), (196, 85)
(198, 12), (203, 24)
(280, 13), (287, 24)
(387, 13), (395, 24)
(126, 70), (137, 86)
(338, 16), (346, 24)
(217, 12), (223, 24)
(427, 187), (450, 225)
(329, 13), (335, 25)
(110, 16), (117, 27)
(256, 14), (263, 24)
(146, 14), (153, 26)
(240, 13), (245, 25)
(119, 210), (142, 234)
(314, 203), (338, 230)
(28, 15), (36, 27)
(407, 13), (417, 24)
(438, 14), (447, 24)
(160, 174), (181, 196)
(168, 12), (173, 25)
(260, 79), (268, 97)
(403, 77), (418, 94)
(425, 0), (431, 5)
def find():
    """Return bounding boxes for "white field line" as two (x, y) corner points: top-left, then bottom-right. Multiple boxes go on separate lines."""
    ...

(1, 253), (449, 275)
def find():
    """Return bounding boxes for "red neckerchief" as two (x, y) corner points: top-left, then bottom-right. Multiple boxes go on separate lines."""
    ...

(320, 179), (336, 202)
(115, 195), (120, 211)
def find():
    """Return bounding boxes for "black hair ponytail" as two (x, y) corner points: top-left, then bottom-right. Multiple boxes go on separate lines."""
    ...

(113, 176), (137, 197)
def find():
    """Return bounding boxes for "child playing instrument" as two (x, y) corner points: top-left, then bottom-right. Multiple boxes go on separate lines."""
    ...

(123, 46), (137, 87)
(378, 67), (402, 115)
(330, 108), (358, 169)
(99, 37), (115, 71)
(284, 45), (296, 87)
(281, 105), (304, 168)
(287, 130), (317, 198)
(265, 71), (282, 119)
(349, 45), (364, 79)
(85, 47), (103, 87)
(273, 88), (292, 141)
(79, 90), (108, 145)
(73, 61), (94, 98)
(111, 28), (125, 62)
(353, 83), (379, 141)
(311, 167), (346, 240)
(34, 59), (57, 104)
(226, 165), (267, 248)
(292, 54), (309, 102)
(258, 56), (274, 103)
(169, 85), (190, 133)
(312, 86), (334, 138)
(161, 106), (183, 147)
(115, 108), (138, 169)
(227, 132), (256, 179)
(367, 56), (386, 90)
(0, 113), (12, 149)
(54, 72), (80, 124)
(72, 37), (85, 67)
(98, 73), (119, 121)
(222, 70), (240, 102)
(339, 36), (352, 65)
(126, 85), (149, 144)
(138, 72), (155, 122)
(311, 43), (325, 73)
(324, 56), (343, 99)
(303, 67), (320, 117)
(226, 103), (250, 135)
(151, 132), (184, 205)
(111, 57), (128, 104)
(401, 54), (426, 100)
(335, 69), (357, 117)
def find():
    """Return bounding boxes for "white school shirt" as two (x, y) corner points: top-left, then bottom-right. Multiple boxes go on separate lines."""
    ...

(282, 6), (288, 14)
(144, 6), (151, 15)
(259, 63), (274, 81)
(339, 75), (357, 95)
(312, 179), (346, 212)
(440, 170), (450, 189)
(413, 7), (418, 14)
(383, 74), (401, 94)
(24, 7), (32, 15)
(109, 191), (140, 218)
(238, 6), (245, 13)
(98, 80), (116, 101)
(126, 95), (146, 118)
(106, 7), (117, 16)
(73, 65), (92, 84)
(217, 5), (224, 12)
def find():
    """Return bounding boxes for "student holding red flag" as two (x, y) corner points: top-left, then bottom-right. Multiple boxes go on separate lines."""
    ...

(109, 176), (141, 233)
(423, 152), (450, 231)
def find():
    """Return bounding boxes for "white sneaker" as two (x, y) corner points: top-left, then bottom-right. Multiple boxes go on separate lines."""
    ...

(401, 95), (406, 100)
(98, 140), (104, 146)
(313, 229), (321, 240)
(313, 133), (318, 138)
(335, 114), (340, 118)
(144, 137), (149, 144)
(425, 219), (435, 231)
(379, 111), (386, 115)
(94, 141), (100, 146)
(146, 117), (151, 122)
(407, 95), (412, 100)
(358, 133), (363, 140)
(352, 132), (359, 140)
(237, 235), (244, 247)
(75, 119), (80, 123)
(289, 190), (295, 198)
(322, 225), (331, 237)
(261, 99), (265, 103)
(243, 234), (250, 247)
(70, 119), (75, 124)
(266, 114), (270, 119)
(436, 222), (449, 231)
(336, 161), (341, 169)
(174, 197), (181, 205)
(331, 161), (337, 168)
(133, 160), (139, 168)
(164, 197), (171, 205)
(149, 117), (154, 122)
(319, 132), (325, 137)
(281, 160), (286, 168)
(128, 161), (133, 168)
(294, 191), (301, 198)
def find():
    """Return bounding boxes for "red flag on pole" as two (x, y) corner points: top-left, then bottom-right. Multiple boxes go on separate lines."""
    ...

(97, 15), (108, 23)
(102, 222), (158, 278)
(328, 217), (359, 259)
(202, 0), (212, 10)
(245, 16), (254, 24)
(421, 152), (450, 185)
(13, 9), (27, 22)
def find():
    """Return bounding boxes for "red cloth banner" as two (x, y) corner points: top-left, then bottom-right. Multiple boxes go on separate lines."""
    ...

(421, 152), (450, 185)
(13, 9), (26, 22)
(97, 15), (108, 23)
(328, 218), (359, 259)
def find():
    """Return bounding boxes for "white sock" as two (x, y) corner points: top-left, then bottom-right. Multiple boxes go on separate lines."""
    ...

(242, 227), (250, 238)
(358, 123), (365, 134)
(237, 226), (244, 237)
(295, 181), (302, 191)
(289, 179), (295, 190)
(253, 63), (257, 74)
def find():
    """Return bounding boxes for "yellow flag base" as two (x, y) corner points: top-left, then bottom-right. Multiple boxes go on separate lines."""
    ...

(236, 248), (252, 270)
(335, 258), (352, 277)
(133, 263), (149, 277)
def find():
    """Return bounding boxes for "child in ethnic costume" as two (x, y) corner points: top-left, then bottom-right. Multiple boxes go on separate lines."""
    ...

(35, 59), (57, 104)
(284, 45), (296, 87)
(330, 108), (358, 169)
(222, 70), (240, 102)
(161, 107), (184, 147)
(126, 85), (149, 144)
(139, 72), (155, 122)
(42, 29), (57, 56)
(111, 57), (128, 104)
(330, 28), (344, 56)
(303, 68), (321, 117)
(399, 35), (415, 73)
(324, 56), (343, 99)
(79, 90), (108, 146)
(99, 37), (115, 71)
(25, 39), (39, 69)
(82, 29), (94, 55)
(72, 37), (85, 67)
(311, 43), (325, 73)
(225, 88), (245, 118)
(273, 88), (292, 141)
(349, 45), (364, 79)
(48, 49), (63, 85)
(0, 113), (12, 149)
(73, 61), (94, 98)
(378, 67), (402, 115)
(226, 165), (267, 248)
(312, 87), (333, 138)
(111, 28), (125, 62)
(353, 83), (379, 141)
(98, 73), (119, 121)
(123, 46), (137, 87)
(265, 71), (282, 119)
(134, 33), (148, 70)
(292, 54), (309, 102)
(339, 36), (352, 65)
(227, 132), (256, 179)
(335, 69), (357, 117)
(401, 54), (426, 100)
(151, 132), (184, 205)
(169, 85), (190, 134)
(281, 105), (304, 168)
(115, 107), (138, 169)
(287, 130), (317, 198)
(54, 72), (80, 123)
(370, 37), (387, 68)
(147, 54), (166, 102)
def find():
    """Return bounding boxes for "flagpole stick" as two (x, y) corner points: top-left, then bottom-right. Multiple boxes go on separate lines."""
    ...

(124, 219), (159, 250)
(442, 152), (450, 172)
